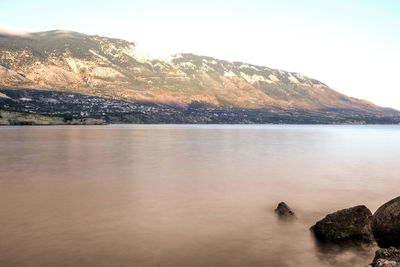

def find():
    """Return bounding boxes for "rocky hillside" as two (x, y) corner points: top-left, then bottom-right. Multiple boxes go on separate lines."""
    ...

(0, 30), (398, 123)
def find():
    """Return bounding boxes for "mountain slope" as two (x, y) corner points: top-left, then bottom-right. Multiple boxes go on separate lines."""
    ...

(0, 30), (398, 123)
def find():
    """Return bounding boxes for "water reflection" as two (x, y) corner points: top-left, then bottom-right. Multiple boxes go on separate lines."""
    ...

(0, 125), (399, 267)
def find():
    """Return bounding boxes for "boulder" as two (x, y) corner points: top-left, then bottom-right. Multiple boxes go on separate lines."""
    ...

(275, 202), (295, 218)
(310, 205), (374, 243)
(372, 196), (400, 248)
(367, 247), (400, 267)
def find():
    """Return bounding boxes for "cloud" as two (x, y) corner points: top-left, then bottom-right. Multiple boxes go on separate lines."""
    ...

(0, 25), (29, 36)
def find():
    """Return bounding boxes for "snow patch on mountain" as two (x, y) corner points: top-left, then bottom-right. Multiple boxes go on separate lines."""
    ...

(224, 70), (236, 77)
(179, 62), (197, 69)
(268, 74), (280, 82)
(200, 64), (213, 72)
(240, 72), (272, 83)
(294, 73), (306, 81)
(288, 73), (300, 84)
(239, 64), (259, 71)
(203, 59), (218, 65)
(131, 43), (175, 64)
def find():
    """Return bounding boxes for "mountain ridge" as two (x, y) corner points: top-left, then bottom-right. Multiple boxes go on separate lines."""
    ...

(0, 30), (399, 124)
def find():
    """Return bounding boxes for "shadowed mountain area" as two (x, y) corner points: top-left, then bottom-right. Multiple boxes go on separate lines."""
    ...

(0, 30), (399, 124)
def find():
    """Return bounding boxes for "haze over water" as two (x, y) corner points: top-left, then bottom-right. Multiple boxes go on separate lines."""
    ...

(1, 125), (400, 267)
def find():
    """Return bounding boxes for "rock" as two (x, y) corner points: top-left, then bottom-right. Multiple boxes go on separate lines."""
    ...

(372, 196), (400, 248)
(275, 202), (295, 218)
(310, 205), (374, 243)
(367, 247), (400, 267)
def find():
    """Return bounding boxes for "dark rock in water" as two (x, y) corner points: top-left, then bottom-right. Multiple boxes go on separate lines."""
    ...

(275, 202), (295, 218)
(372, 196), (400, 248)
(367, 247), (400, 267)
(310, 205), (374, 243)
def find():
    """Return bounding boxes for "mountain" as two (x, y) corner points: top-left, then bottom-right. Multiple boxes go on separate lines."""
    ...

(0, 30), (399, 124)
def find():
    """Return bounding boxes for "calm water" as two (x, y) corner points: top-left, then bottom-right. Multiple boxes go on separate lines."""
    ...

(1, 125), (400, 267)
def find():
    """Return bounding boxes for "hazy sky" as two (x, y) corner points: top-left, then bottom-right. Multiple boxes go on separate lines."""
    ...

(1, 0), (400, 108)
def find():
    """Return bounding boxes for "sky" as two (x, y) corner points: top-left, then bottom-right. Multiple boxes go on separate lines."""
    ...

(1, 0), (400, 109)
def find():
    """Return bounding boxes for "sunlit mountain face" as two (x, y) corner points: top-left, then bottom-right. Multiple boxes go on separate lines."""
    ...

(0, 30), (399, 124)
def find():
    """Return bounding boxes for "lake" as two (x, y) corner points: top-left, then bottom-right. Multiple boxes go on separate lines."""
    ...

(1, 125), (400, 267)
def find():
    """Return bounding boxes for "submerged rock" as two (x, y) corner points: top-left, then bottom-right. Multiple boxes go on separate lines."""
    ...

(367, 247), (400, 267)
(310, 205), (374, 243)
(372, 196), (400, 248)
(275, 202), (295, 218)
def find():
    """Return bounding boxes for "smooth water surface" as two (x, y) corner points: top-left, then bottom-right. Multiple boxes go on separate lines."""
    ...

(1, 125), (400, 267)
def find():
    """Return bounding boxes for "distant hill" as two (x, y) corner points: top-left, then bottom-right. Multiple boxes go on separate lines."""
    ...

(0, 30), (399, 124)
